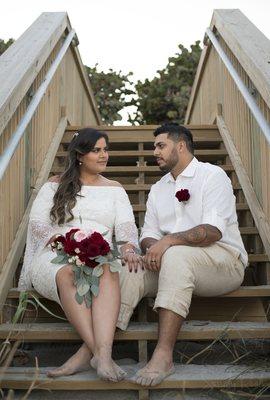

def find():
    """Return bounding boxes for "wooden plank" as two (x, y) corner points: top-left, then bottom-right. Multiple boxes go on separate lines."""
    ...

(133, 203), (250, 212)
(1, 321), (270, 342)
(52, 164), (235, 174)
(56, 149), (228, 157)
(211, 10), (270, 110)
(2, 364), (270, 390)
(0, 117), (68, 313)
(217, 116), (270, 260)
(66, 124), (219, 131)
(0, 13), (68, 135)
(7, 284), (270, 301)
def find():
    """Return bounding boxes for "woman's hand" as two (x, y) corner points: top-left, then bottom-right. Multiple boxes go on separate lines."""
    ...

(45, 235), (58, 247)
(123, 251), (144, 273)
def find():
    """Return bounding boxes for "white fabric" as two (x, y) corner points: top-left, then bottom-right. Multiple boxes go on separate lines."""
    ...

(18, 183), (139, 292)
(140, 157), (248, 267)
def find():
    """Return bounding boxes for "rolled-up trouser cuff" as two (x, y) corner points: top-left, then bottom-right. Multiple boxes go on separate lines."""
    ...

(117, 303), (134, 331)
(154, 289), (192, 319)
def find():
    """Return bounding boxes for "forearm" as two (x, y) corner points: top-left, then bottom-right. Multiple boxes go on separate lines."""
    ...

(166, 224), (222, 247)
(141, 237), (158, 254)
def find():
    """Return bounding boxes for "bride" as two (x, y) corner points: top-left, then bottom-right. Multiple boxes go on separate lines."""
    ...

(18, 127), (142, 382)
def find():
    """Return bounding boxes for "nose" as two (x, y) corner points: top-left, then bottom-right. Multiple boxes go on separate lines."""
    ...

(154, 148), (159, 157)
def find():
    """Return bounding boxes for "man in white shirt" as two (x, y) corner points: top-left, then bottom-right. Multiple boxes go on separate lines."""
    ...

(131, 123), (247, 386)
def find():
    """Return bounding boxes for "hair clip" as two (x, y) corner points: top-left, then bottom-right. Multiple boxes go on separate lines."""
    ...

(73, 132), (79, 139)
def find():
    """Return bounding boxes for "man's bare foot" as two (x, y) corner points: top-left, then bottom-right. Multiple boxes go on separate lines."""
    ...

(134, 348), (175, 386)
(91, 355), (126, 382)
(47, 343), (92, 378)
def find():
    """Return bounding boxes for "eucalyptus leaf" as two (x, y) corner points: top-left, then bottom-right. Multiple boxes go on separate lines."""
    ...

(75, 292), (84, 305)
(51, 254), (68, 264)
(101, 230), (109, 236)
(92, 276), (99, 287)
(95, 256), (108, 264)
(108, 261), (122, 272)
(83, 266), (93, 275)
(93, 265), (104, 277)
(77, 282), (90, 297)
(84, 292), (92, 308)
(91, 284), (99, 297)
(115, 241), (127, 245)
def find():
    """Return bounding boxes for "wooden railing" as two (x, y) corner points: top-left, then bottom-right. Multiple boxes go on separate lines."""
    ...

(0, 12), (101, 310)
(185, 9), (270, 268)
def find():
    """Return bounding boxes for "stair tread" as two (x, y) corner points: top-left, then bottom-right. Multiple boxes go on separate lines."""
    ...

(1, 320), (270, 341)
(2, 364), (270, 389)
(56, 149), (228, 157)
(8, 284), (270, 300)
(52, 165), (235, 173)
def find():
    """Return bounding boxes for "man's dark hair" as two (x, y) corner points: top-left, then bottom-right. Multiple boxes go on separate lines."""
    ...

(153, 123), (194, 154)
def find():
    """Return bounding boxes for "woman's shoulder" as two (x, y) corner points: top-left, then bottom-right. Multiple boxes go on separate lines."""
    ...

(47, 175), (61, 183)
(99, 176), (123, 188)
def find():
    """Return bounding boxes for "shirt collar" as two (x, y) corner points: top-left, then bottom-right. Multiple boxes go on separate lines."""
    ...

(166, 157), (199, 183)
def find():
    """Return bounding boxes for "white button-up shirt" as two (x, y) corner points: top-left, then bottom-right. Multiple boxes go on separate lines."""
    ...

(140, 157), (248, 266)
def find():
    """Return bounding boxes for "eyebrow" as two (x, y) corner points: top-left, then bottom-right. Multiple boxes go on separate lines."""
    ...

(154, 141), (166, 148)
(93, 146), (109, 150)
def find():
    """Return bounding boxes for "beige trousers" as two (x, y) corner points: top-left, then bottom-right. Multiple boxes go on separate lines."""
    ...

(117, 243), (245, 330)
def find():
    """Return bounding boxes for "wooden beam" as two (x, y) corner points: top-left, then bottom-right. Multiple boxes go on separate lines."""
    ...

(2, 364), (270, 390)
(0, 117), (67, 312)
(217, 115), (270, 259)
(211, 9), (270, 110)
(1, 321), (270, 342)
(0, 13), (68, 136)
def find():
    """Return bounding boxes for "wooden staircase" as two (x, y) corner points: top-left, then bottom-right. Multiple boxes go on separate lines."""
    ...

(1, 124), (270, 397)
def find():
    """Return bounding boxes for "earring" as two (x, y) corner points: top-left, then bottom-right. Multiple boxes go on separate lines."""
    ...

(79, 161), (83, 165)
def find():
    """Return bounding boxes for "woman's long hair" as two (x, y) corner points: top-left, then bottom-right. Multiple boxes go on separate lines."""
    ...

(50, 128), (109, 225)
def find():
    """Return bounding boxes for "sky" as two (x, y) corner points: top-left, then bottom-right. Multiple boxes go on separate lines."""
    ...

(1, 0), (270, 123)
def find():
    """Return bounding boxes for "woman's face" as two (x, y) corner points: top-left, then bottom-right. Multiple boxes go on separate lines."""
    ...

(79, 137), (109, 174)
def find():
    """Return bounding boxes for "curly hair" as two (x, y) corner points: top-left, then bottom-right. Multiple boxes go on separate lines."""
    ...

(50, 127), (109, 225)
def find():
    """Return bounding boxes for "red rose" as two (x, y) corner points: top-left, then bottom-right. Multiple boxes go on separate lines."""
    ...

(78, 239), (100, 258)
(90, 232), (105, 246)
(64, 239), (78, 255)
(78, 253), (98, 268)
(100, 241), (110, 256)
(66, 228), (80, 241)
(175, 189), (190, 202)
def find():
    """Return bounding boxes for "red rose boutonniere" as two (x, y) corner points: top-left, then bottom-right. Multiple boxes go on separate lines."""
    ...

(175, 189), (190, 203)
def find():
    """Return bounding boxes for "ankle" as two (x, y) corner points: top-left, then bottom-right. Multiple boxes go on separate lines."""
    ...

(153, 346), (173, 362)
(95, 344), (112, 359)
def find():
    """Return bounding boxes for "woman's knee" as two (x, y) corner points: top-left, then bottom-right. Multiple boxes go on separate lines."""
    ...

(56, 265), (74, 286)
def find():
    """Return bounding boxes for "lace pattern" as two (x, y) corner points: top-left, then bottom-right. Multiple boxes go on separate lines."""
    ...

(18, 220), (56, 290)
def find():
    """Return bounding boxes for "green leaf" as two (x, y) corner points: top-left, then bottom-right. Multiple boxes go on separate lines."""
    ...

(83, 266), (93, 276)
(91, 284), (99, 297)
(95, 256), (108, 265)
(51, 254), (69, 264)
(115, 241), (127, 245)
(101, 230), (109, 236)
(108, 261), (122, 273)
(75, 292), (84, 305)
(92, 265), (104, 277)
(84, 292), (92, 308)
(77, 282), (90, 297)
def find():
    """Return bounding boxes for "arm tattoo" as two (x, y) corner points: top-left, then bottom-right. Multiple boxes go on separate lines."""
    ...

(141, 238), (158, 254)
(171, 224), (222, 247)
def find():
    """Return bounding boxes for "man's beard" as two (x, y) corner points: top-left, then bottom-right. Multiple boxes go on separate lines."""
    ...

(157, 148), (179, 172)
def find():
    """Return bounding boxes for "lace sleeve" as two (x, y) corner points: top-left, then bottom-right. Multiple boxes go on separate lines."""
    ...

(17, 183), (57, 290)
(114, 188), (139, 249)
(18, 220), (56, 290)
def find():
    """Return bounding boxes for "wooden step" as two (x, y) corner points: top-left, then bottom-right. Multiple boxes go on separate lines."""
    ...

(133, 203), (251, 211)
(2, 364), (270, 390)
(1, 320), (270, 342)
(52, 164), (234, 176)
(7, 284), (270, 301)
(56, 149), (228, 158)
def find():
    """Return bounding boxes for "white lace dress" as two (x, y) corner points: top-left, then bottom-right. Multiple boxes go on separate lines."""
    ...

(18, 182), (139, 305)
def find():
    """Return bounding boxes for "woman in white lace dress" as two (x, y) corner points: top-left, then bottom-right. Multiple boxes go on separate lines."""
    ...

(18, 128), (142, 381)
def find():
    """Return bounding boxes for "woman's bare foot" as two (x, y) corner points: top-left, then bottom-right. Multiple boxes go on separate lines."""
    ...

(91, 355), (126, 382)
(47, 343), (92, 378)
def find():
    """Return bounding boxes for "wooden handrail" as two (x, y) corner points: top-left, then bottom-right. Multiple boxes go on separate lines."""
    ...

(0, 12), (101, 137)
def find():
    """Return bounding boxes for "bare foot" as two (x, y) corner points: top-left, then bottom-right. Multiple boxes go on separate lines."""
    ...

(47, 343), (92, 378)
(91, 355), (126, 382)
(134, 349), (175, 386)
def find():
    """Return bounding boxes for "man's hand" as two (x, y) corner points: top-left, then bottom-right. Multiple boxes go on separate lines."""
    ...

(143, 237), (171, 271)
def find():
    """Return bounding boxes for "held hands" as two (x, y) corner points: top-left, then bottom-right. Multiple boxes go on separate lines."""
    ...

(142, 237), (171, 271)
(121, 245), (144, 273)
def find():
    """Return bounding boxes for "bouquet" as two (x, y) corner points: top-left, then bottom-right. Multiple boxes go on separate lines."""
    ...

(49, 228), (122, 307)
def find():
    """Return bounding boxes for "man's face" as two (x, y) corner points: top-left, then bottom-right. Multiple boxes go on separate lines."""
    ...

(154, 133), (179, 172)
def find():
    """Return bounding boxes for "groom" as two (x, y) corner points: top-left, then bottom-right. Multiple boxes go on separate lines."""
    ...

(119, 123), (248, 386)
